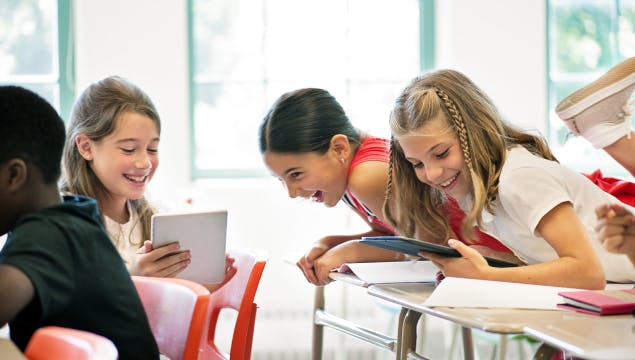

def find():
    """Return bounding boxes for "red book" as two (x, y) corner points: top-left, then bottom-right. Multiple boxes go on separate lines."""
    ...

(558, 288), (635, 316)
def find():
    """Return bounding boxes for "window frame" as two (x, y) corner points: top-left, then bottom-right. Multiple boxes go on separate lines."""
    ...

(545, 0), (633, 176)
(187, 0), (435, 179)
(0, 0), (75, 121)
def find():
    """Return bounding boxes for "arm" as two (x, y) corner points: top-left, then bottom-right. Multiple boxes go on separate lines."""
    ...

(422, 202), (606, 289)
(296, 220), (403, 286)
(128, 241), (192, 277)
(595, 203), (635, 266)
(0, 265), (34, 326)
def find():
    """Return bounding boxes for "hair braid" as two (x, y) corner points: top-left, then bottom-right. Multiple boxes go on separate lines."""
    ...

(434, 87), (473, 171)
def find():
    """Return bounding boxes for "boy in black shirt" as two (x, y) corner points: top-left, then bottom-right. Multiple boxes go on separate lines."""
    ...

(0, 85), (159, 359)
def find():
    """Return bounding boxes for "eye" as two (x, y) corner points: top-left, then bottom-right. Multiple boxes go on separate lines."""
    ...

(410, 161), (424, 170)
(148, 148), (159, 154)
(435, 148), (449, 159)
(120, 148), (135, 154)
(289, 171), (302, 179)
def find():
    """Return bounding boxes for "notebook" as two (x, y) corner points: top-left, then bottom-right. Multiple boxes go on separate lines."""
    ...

(151, 210), (227, 284)
(335, 260), (441, 286)
(558, 288), (635, 316)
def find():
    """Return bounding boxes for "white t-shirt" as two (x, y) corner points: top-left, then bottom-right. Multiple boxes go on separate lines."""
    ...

(468, 146), (635, 283)
(104, 201), (143, 268)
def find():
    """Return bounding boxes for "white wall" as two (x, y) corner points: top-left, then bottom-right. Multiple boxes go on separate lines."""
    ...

(436, 0), (547, 134)
(74, 0), (548, 356)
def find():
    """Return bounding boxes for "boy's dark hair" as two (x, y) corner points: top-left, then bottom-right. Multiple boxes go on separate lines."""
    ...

(0, 85), (66, 184)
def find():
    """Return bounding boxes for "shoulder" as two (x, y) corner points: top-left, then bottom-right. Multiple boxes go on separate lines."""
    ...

(353, 137), (390, 160)
(500, 147), (561, 183)
(348, 160), (389, 202)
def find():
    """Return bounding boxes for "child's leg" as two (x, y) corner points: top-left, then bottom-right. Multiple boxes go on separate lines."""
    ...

(602, 134), (635, 177)
(556, 57), (635, 165)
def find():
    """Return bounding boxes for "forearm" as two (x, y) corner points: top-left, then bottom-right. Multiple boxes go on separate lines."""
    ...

(331, 241), (406, 263)
(479, 257), (605, 289)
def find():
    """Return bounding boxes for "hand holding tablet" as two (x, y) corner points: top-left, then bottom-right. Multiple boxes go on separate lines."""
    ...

(151, 210), (228, 283)
(360, 235), (518, 268)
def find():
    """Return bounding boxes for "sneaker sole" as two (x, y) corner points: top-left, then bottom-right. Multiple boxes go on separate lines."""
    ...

(556, 57), (635, 120)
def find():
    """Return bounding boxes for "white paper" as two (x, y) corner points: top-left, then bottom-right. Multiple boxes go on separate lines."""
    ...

(423, 277), (580, 310)
(340, 260), (440, 285)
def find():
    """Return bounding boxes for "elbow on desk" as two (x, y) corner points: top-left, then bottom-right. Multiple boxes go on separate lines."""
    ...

(579, 269), (606, 290)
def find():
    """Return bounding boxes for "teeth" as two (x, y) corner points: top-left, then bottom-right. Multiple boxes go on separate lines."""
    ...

(440, 174), (457, 187)
(125, 175), (146, 182)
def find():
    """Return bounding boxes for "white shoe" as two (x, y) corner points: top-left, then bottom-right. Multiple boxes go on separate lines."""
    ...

(556, 57), (635, 148)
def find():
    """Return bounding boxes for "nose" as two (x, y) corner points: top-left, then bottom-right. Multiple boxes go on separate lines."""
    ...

(134, 151), (153, 170)
(424, 163), (443, 183)
(284, 182), (301, 199)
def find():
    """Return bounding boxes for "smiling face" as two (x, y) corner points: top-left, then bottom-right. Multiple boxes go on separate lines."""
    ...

(396, 114), (471, 201)
(263, 150), (348, 208)
(77, 111), (159, 208)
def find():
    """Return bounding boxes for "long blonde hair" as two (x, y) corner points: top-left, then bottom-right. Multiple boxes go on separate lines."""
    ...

(61, 76), (160, 245)
(384, 69), (556, 242)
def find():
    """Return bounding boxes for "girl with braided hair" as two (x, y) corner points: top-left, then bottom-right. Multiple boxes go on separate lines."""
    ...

(260, 87), (518, 285)
(384, 69), (635, 288)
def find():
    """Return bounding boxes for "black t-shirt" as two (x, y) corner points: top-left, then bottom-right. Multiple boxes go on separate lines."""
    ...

(0, 195), (159, 359)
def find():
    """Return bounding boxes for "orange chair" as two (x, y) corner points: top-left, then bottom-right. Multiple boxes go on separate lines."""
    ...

(132, 276), (211, 360)
(201, 248), (268, 360)
(24, 326), (118, 360)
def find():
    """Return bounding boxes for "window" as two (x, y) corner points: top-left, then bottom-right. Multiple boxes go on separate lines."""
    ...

(0, 0), (74, 120)
(189, 0), (434, 178)
(547, 0), (635, 176)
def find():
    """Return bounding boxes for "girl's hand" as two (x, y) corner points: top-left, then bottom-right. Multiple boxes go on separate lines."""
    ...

(297, 243), (330, 285)
(128, 240), (191, 277)
(204, 254), (237, 292)
(595, 204), (635, 262)
(419, 239), (490, 278)
(468, 245), (525, 265)
(311, 248), (352, 286)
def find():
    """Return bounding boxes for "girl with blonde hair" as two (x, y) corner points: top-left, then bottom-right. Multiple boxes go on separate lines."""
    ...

(62, 76), (235, 290)
(385, 69), (635, 288)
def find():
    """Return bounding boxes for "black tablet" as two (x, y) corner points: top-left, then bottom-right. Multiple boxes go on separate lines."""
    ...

(360, 236), (518, 268)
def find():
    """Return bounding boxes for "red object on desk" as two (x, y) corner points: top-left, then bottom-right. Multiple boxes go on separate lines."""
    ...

(558, 288), (635, 316)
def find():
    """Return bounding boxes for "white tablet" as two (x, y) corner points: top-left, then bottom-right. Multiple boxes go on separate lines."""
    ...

(151, 210), (227, 284)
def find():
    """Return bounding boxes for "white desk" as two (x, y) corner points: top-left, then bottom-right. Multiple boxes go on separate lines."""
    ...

(368, 282), (635, 360)
(524, 316), (635, 360)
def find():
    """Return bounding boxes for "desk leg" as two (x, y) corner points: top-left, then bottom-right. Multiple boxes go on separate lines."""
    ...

(312, 286), (325, 360)
(461, 326), (474, 360)
(395, 308), (407, 360)
(400, 309), (422, 360)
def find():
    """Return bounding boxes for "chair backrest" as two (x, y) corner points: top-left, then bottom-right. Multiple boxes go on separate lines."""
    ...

(24, 326), (118, 360)
(203, 248), (268, 360)
(132, 276), (211, 360)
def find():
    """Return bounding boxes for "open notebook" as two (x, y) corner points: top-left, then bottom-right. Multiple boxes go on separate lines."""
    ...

(334, 260), (441, 286)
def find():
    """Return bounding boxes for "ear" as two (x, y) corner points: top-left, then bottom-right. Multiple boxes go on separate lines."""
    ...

(329, 134), (351, 158)
(75, 134), (94, 161)
(3, 159), (28, 193)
